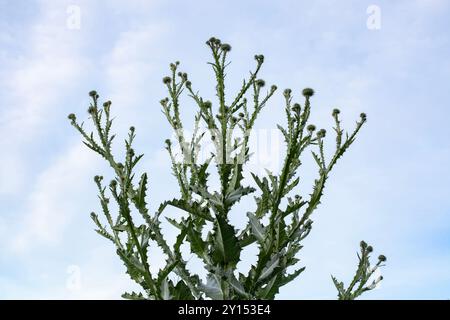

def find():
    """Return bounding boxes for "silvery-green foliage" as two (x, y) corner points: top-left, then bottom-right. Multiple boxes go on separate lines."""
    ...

(68, 37), (386, 300)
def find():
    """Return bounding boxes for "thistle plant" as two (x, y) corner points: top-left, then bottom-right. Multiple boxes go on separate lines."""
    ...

(68, 37), (386, 300)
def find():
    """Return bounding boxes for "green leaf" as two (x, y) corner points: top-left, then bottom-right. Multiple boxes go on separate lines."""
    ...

(259, 253), (281, 281)
(227, 271), (250, 298)
(168, 198), (213, 221)
(258, 274), (282, 299)
(247, 212), (265, 243)
(134, 173), (149, 213)
(172, 281), (195, 300)
(160, 278), (171, 300)
(157, 260), (179, 287)
(280, 267), (305, 287)
(225, 186), (255, 207)
(187, 224), (207, 257)
(211, 215), (241, 267)
(200, 275), (224, 300)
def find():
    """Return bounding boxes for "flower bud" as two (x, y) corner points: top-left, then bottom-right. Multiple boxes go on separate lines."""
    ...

(256, 79), (265, 87)
(220, 43), (232, 52)
(271, 85), (277, 92)
(360, 241), (368, 249)
(103, 101), (112, 108)
(378, 255), (387, 262)
(360, 113), (367, 120)
(292, 103), (301, 113)
(367, 246), (373, 253)
(283, 88), (292, 98)
(317, 129), (326, 138)
(89, 90), (98, 98)
(332, 108), (340, 116)
(87, 106), (96, 114)
(67, 113), (76, 121)
(203, 101), (212, 109)
(130, 126), (135, 132)
(163, 76), (171, 85)
(254, 54), (264, 64)
(94, 175), (103, 183)
(302, 88), (314, 97)
(307, 124), (316, 132)
(109, 179), (117, 189)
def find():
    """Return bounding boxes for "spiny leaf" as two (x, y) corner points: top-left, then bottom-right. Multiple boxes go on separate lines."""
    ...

(172, 281), (195, 300)
(247, 212), (265, 243)
(211, 215), (241, 267)
(200, 274), (223, 300)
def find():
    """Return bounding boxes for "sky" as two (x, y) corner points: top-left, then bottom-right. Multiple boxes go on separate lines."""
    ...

(0, 0), (450, 299)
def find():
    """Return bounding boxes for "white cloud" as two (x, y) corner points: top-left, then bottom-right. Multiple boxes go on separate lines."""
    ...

(0, 0), (88, 195)
(8, 142), (100, 254)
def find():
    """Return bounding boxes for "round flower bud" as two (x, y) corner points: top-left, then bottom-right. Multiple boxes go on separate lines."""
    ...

(203, 101), (212, 109)
(103, 101), (112, 108)
(89, 90), (98, 98)
(295, 194), (300, 200)
(220, 43), (232, 52)
(367, 246), (373, 253)
(67, 113), (76, 121)
(307, 124), (316, 132)
(332, 108), (340, 116)
(292, 103), (301, 113)
(128, 148), (135, 157)
(87, 106), (96, 114)
(130, 126), (135, 132)
(162, 76), (171, 85)
(165, 139), (171, 145)
(94, 175), (103, 183)
(317, 129), (326, 138)
(109, 179), (117, 189)
(302, 88), (314, 97)
(360, 241), (368, 249)
(185, 80), (192, 88)
(378, 255), (387, 262)
(238, 112), (245, 118)
(256, 79), (265, 87)
(271, 85), (278, 92)
(360, 112), (367, 120)
(283, 88), (292, 97)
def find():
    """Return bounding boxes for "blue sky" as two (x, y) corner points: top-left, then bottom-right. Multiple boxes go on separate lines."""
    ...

(1, 0), (450, 299)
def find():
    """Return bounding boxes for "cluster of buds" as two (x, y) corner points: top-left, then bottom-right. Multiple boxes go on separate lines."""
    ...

(206, 37), (232, 53)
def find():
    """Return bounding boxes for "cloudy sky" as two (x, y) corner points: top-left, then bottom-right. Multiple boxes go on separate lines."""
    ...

(1, 0), (449, 299)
